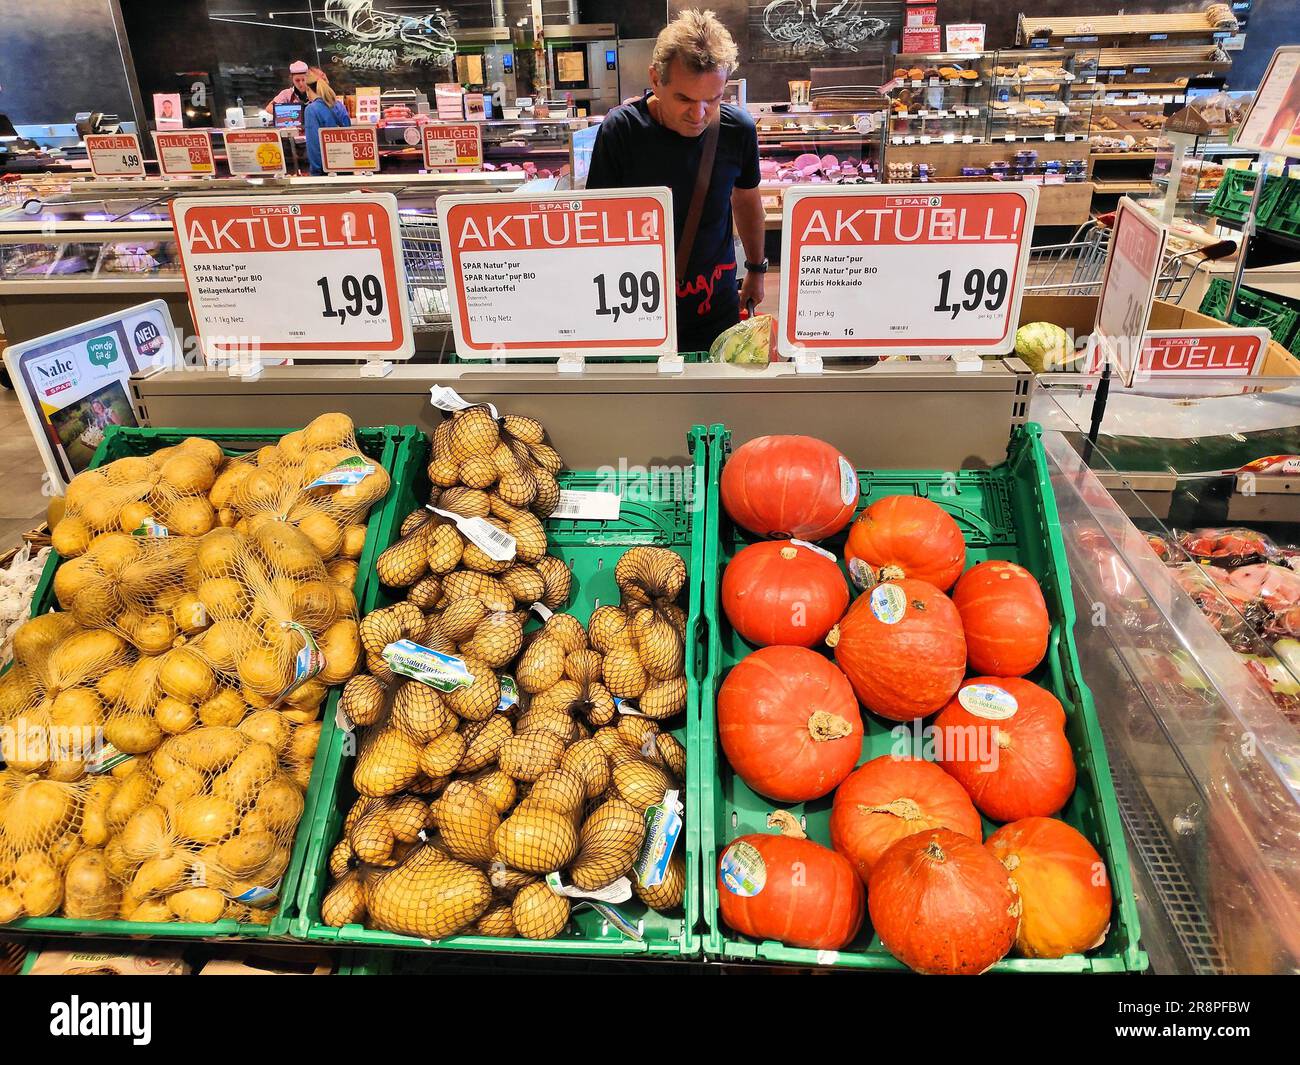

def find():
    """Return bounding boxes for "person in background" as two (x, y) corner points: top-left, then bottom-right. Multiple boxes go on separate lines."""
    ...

(303, 68), (351, 176)
(585, 9), (765, 354)
(266, 59), (311, 115)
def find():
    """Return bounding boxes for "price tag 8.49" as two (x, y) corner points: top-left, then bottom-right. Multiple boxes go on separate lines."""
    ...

(779, 183), (1038, 359)
(437, 187), (676, 360)
(170, 193), (413, 362)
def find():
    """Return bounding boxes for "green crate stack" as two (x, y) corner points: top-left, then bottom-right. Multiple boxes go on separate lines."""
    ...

(294, 426), (711, 958)
(4, 423), (418, 941)
(1199, 278), (1300, 353)
(1262, 175), (1300, 241)
(696, 423), (1147, 972)
(1206, 168), (1288, 227)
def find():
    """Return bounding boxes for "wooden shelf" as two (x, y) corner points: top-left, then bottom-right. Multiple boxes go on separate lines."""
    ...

(1092, 179), (1154, 192)
(1092, 46), (1231, 70)
(1018, 11), (1232, 42)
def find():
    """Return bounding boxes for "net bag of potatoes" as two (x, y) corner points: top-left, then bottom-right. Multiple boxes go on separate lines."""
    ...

(217, 413), (390, 551)
(50, 436), (230, 555)
(425, 405), (565, 520)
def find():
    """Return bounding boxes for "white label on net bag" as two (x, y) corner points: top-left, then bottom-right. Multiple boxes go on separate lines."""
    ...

(549, 489), (621, 521)
(428, 385), (499, 420)
(429, 506), (516, 561)
(545, 871), (634, 903)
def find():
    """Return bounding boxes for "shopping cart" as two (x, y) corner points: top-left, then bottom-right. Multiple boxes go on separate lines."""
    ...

(1026, 214), (1236, 302)
(398, 212), (452, 331)
(0, 173), (74, 213)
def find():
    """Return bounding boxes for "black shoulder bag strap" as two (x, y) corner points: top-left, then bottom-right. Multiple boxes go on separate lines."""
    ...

(676, 114), (721, 282)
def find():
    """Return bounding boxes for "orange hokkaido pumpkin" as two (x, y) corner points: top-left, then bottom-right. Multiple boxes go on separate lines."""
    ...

(986, 817), (1112, 959)
(869, 828), (1020, 975)
(828, 579), (966, 721)
(720, 435), (858, 541)
(721, 540), (849, 647)
(843, 495), (966, 592)
(718, 833), (865, 950)
(718, 646), (862, 802)
(934, 677), (1077, 822)
(952, 560), (1050, 677)
(830, 755), (983, 883)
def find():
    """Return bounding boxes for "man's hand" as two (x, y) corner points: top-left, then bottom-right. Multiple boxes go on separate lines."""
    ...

(738, 269), (766, 312)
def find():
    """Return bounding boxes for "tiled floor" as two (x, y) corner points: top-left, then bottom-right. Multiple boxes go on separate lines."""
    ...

(0, 386), (53, 550)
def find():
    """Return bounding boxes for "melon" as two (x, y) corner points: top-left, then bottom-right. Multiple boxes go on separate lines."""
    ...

(1014, 322), (1076, 373)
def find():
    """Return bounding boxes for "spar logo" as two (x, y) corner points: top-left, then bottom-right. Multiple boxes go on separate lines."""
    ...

(30, 350), (80, 398)
(886, 195), (943, 207)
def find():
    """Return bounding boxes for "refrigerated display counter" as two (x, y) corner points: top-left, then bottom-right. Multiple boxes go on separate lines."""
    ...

(0, 171), (526, 351)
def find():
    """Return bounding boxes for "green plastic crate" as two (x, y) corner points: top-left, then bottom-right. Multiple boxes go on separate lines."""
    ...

(1206, 167), (1287, 227)
(698, 423), (1147, 972)
(1199, 278), (1300, 352)
(295, 426), (710, 958)
(4, 423), (417, 941)
(1265, 177), (1300, 241)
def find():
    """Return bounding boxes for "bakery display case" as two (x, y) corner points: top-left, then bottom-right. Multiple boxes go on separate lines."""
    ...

(483, 117), (591, 176)
(888, 52), (990, 146)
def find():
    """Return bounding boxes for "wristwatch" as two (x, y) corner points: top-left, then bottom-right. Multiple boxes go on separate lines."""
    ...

(744, 258), (770, 273)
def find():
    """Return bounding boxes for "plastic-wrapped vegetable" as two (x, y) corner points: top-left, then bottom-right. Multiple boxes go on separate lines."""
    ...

(708, 315), (774, 367)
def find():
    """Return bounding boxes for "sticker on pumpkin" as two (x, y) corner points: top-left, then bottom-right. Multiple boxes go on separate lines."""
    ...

(720, 840), (767, 897)
(838, 457), (859, 507)
(869, 583), (907, 625)
(848, 557), (876, 591)
(790, 538), (839, 562)
(958, 683), (1019, 720)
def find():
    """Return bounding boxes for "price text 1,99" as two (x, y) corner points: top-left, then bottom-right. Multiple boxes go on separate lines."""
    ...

(933, 268), (1009, 320)
(592, 271), (661, 323)
(317, 274), (384, 325)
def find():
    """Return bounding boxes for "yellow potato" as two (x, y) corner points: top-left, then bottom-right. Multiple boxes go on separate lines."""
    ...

(167, 886), (226, 923)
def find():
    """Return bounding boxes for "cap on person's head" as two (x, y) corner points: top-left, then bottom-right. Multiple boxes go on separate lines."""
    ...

(289, 60), (309, 74)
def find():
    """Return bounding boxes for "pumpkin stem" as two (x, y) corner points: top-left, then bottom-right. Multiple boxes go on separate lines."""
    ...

(766, 810), (807, 839)
(997, 729), (1012, 750)
(860, 797), (924, 821)
(825, 625), (841, 649)
(880, 564), (905, 582)
(1003, 853), (1021, 872)
(808, 711), (854, 742)
(779, 546), (799, 560)
(925, 838), (947, 863)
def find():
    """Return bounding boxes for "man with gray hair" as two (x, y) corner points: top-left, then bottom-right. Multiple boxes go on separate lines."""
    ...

(587, 9), (766, 354)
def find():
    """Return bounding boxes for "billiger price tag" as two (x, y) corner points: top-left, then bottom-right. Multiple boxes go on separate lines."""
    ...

(224, 129), (287, 177)
(1093, 197), (1169, 387)
(778, 183), (1038, 358)
(153, 130), (216, 178)
(423, 123), (482, 168)
(320, 126), (380, 173)
(437, 187), (676, 360)
(85, 133), (145, 178)
(170, 193), (413, 362)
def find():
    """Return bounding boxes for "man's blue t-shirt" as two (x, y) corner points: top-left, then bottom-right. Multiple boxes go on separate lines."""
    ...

(586, 98), (760, 347)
